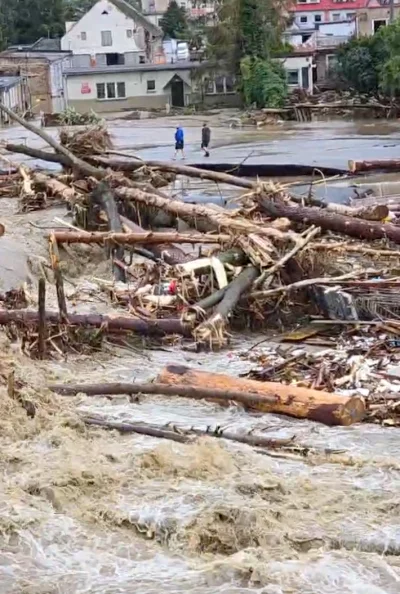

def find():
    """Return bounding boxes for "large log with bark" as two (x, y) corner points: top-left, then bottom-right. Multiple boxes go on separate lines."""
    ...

(349, 159), (400, 174)
(257, 196), (400, 244)
(0, 309), (190, 337)
(156, 364), (366, 426)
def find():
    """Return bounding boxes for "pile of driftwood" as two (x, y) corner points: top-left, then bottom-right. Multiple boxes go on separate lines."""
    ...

(1, 103), (400, 357)
(242, 326), (400, 426)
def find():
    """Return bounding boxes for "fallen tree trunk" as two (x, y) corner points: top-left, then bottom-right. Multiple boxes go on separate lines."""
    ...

(349, 159), (400, 174)
(0, 104), (103, 178)
(49, 380), (277, 405)
(33, 172), (79, 203)
(51, 230), (230, 245)
(115, 186), (285, 241)
(90, 183), (126, 282)
(194, 266), (259, 346)
(0, 309), (190, 337)
(258, 196), (400, 244)
(120, 215), (192, 265)
(156, 364), (366, 426)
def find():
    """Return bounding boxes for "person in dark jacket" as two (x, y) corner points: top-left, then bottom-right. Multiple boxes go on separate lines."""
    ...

(173, 126), (185, 160)
(201, 123), (211, 157)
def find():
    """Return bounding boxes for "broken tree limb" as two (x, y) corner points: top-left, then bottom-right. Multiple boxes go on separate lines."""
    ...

(49, 234), (68, 322)
(156, 364), (366, 426)
(50, 230), (230, 246)
(83, 416), (295, 449)
(0, 104), (103, 178)
(0, 309), (190, 337)
(254, 225), (320, 289)
(257, 195), (400, 245)
(308, 242), (400, 257)
(37, 278), (46, 360)
(91, 182), (126, 282)
(194, 266), (259, 346)
(349, 159), (400, 174)
(249, 269), (383, 300)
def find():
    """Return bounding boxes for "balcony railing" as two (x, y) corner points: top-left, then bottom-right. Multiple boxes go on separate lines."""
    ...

(316, 35), (351, 47)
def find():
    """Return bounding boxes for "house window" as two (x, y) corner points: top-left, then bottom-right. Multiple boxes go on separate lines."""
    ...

(117, 82), (126, 98)
(127, 29), (132, 38)
(346, 12), (355, 18)
(332, 13), (340, 21)
(106, 82), (116, 98)
(225, 75), (235, 93)
(287, 70), (299, 85)
(101, 30), (112, 46)
(97, 82), (126, 100)
(147, 79), (156, 92)
(373, 19), (387, 33)
(314, 14), (322, 22)
(81, 32), (87, 40)
(96, 83), (105, 99)
(215, 76), (224, 93)
(139, 55), (145, 64)
(204, 78), (215, 94)
(327, 54), (337, 71)
(300, 16), (308, 23)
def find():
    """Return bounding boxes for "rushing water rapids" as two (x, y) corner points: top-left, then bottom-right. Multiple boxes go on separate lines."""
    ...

(1, 116), (400, 593)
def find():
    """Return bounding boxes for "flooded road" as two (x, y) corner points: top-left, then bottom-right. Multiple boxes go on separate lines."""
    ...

(0, 116), (400, 593)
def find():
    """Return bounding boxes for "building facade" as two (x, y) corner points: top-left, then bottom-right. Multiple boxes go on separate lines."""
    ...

(0, 76), (30, 124)
(63, 62), (200, 111)
(61, 0), (162, 66)
(0, 51), (70, 113)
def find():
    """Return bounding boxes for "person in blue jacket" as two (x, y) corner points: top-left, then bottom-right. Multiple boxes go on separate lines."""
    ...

(173, 125), (185, 160)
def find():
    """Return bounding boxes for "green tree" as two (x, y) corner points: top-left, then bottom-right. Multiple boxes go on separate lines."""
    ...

(241, 55), (287, 107)
(206, 0), (290, 107)
(335, 18), (400, 98)
(160, 1), (188, 39)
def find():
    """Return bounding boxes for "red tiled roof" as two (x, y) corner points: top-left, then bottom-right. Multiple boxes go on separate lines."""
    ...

(290, 0), (365, 12)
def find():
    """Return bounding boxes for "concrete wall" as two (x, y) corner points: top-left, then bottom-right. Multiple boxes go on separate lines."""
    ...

(61, 0), (143, 54)
(65, 68), (193, 112)
(318, 20), (355, 36)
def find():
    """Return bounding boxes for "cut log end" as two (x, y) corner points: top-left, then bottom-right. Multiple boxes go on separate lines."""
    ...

(158, 365), (366, 427)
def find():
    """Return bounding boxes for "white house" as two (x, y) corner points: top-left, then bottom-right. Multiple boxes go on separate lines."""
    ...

(61, 0), (162, 66)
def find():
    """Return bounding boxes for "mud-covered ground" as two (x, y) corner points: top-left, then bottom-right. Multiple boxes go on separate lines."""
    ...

(0, 116), (399, 593)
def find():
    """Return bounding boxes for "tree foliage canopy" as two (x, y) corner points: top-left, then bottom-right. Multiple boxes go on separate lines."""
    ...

(336, 19), (400, 97)
(160, 1), (188, 39)
(206, 0), (290, 108)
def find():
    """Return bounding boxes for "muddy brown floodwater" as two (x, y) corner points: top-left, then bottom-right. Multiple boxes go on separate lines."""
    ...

(0, 116), (400, 593)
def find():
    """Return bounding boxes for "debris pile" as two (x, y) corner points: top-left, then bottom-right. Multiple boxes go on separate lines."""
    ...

(242, 326), (400, 426)
(0, 102), (400, 428)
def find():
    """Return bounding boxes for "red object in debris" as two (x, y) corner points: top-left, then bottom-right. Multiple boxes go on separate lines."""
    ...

(168, 280), (178, 294)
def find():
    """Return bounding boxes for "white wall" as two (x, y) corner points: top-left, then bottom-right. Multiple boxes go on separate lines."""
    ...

(318, 20), (355, 35)
(65, 68), (192, 101)
(282, 55), (313, 93)
(61, 0), (141, 54)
